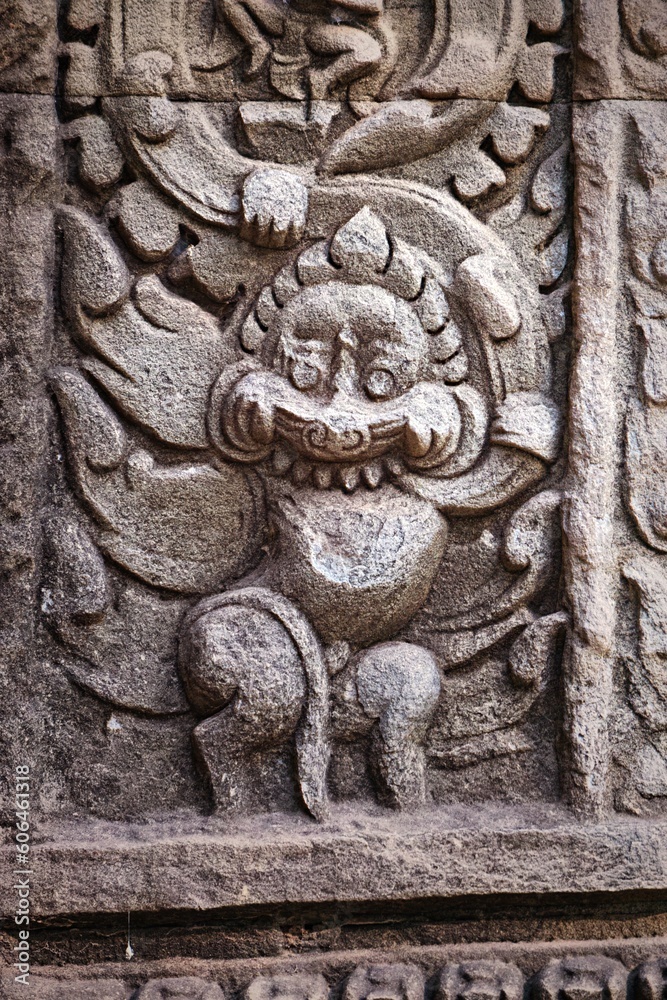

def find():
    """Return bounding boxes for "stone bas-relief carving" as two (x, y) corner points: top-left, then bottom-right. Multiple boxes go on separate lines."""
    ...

(2, 955), (667, 1000)
(60, 0), (566, 103)
(560, 98), (667, 818)
(9, 0), (667, 985)
(576, 0), (667, 99)
(43, 0), (573, 820)
(605, 101), (667, 814)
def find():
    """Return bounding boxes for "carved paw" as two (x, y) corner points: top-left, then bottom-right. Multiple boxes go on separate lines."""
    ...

(240, 169), (309, 249)
(335, 641), (441, 809)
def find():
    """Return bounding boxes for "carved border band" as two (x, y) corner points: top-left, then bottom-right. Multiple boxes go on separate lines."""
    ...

(2, 944), (667, 1000)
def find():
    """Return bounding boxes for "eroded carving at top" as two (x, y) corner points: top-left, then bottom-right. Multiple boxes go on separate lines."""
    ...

(60, 0), (565, 102)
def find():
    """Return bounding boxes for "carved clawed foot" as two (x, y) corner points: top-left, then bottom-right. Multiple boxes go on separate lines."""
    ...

(336, 641), (441, 809)
(179, 603), (306, 813)
(240, 168), (309, 249)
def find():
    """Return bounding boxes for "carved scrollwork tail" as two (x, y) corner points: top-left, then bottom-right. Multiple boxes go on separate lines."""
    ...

(563, 104), (621, 817)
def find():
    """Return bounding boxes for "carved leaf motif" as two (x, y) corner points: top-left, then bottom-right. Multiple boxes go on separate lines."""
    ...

(0, 0), (52, 77)
(58, 579), (191, 716)
(414, 0), (563, 101)
(621, 0), (667, 59)
(430, 657), (537, 739)
(537, 230), (570, 287)
(59, 206), (130, 318)
(318, 101), (490, 176)
(515, 42), (566, 102)
(636, 317), (667, 404)
(623, 557), (667, 708)
(625, 117), (667, 556)
(540, 284), (570, 343)
(488, 105), (550, 165)
(51, 369), (264, 595)
(531, 142), (569, 215)
(452, 154), (507, 202)
(426, 611), (565, 768)
(42, 515), (111, 625)
(451, 253), (553, 401)
(104, 98), (248, 226)
(59, 207), (233, 449)
(83, 275), (232, 449)
(412, 492), (561, 658)
(63, 116), (125, 192)
(113, 178), (182, 262)
(526, 0), (564, 33)
(626, 401), (667, 552)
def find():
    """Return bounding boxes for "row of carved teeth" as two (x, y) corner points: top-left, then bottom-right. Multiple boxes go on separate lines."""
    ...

(268, 448), (405, 491)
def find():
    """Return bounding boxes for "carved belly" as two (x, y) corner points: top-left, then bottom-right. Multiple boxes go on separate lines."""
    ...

(267, 482), (448, 645)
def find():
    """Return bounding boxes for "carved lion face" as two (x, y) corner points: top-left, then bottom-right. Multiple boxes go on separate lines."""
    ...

(210, 207), (489, 488)
(229, 279), (468, 468)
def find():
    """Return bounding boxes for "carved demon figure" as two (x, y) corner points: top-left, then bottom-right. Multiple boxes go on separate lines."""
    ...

(53, 189), (562, 819)
(51, 0), (568, 819)
(176, 206), (560, 818)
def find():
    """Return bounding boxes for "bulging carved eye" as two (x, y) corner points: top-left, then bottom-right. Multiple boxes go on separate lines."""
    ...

(291, 360), (320, 391)
(365, 369), (395, 400)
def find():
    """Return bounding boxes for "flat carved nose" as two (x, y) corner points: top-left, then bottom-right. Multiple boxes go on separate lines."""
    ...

(333, 327), (360, 395)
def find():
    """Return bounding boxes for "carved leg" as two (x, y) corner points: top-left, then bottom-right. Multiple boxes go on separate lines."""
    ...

(361, 643), (441, 809)
(180, 604), (306, 812)
(350, 641), (441, 809)
(218, 0), (284, 78)
(305, 24), (383, 99)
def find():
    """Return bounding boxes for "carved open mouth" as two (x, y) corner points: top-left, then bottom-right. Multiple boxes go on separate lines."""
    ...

(273, 400), (405, 463)
(222, 370), (465, 470)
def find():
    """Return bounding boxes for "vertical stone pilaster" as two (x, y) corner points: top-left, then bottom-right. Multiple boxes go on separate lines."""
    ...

(0, 95), (57, 812)
(563, 102), (622, 817)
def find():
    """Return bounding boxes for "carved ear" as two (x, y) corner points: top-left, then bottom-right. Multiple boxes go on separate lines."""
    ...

(59, 207), (234, 449)
(452, 251), (553, 403)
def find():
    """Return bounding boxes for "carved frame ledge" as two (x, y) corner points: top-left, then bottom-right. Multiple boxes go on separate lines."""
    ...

(9, 807), (667, 917)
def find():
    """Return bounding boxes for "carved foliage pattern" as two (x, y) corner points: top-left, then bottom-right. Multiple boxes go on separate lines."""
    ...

(618, 106), (667, 809)
(43, 0), (572, 819)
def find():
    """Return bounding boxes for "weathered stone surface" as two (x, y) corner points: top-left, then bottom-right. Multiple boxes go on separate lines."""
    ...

(0, 0), (57, 93)
(575, 0), (667, 99)
(5, 0), (667, 990)
(2, 808), (666, 917)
